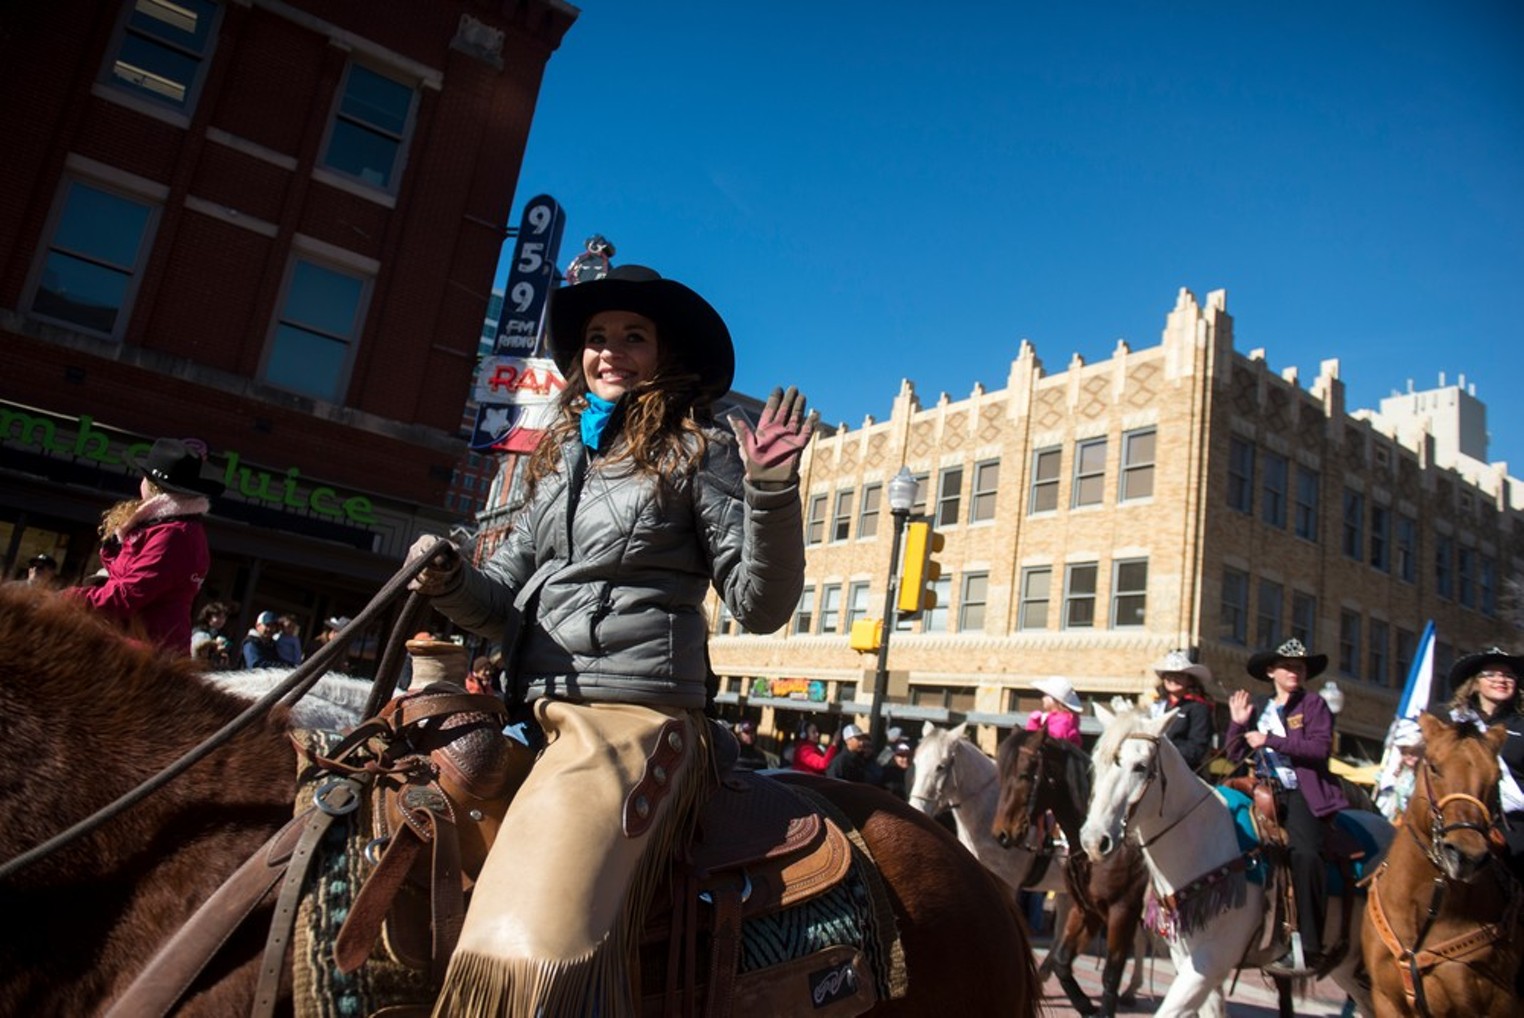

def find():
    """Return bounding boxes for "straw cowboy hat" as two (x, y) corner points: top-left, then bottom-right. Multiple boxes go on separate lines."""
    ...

(128, 437), (226, 497)
(547, 264), (735, 404)
(1447, 646), (1524, 687)
(1032, 675), (1082, 712)
(1246, 638), (1327, 682)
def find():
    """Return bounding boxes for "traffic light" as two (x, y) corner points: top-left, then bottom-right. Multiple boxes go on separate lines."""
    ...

(897, 520), (944, 617)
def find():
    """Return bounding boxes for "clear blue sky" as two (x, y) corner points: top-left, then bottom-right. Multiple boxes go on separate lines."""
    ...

(499, 1), (1524, 470)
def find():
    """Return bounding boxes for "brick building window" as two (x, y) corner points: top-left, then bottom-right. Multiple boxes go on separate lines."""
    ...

(845, 582), (870, 629)
(1221, 569), (1248, 645)
(831, 490), (853, 542)
(1291, 591), (1317, 646)
(1018, 567), (1051, 630)
(792, 587), (815, 635)
(1227, 437), (1254, 514)
(29, 180), (157, 339)
(857, 483), (881, 539)
(911, 473), (929, 516)
(1481, 557), (1498, 616)
(1064, 563), (1098, 629)
(819, 584), (842, 633)
(1395, 627), (1417, 682)
(1435, 533), (1454, 599)
(1294, 465), (1320, 541)
(1120, 428), (1155, 501)
(970, 459), (1000, 522)
(1395, 514), (1417, 583)
(1259, 451), (1287, 528)
(1029, 448), (1061, 514)
(805, 495), (827, 545)
(264, 257), (371, 402)
(959, 572), (989, 632)
(1368, 618), (1389, 686)
(1457, 547), (1476, 608)
(1256, 579), (1284, 648)
(1369, 504), (1390, 572)
(1339, 610), (1362, 679)
(1111, 559), (1148, 627)
(936, 467), (963, 527)
(713, 601), (735, 636)
(1072, 438), (1107, 507)
(102, 0), (221, 113)
(1341, 489), (1365, 560)
(322, 63), (418, 192)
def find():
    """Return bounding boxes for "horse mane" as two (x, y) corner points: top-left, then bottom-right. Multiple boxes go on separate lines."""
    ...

(1091, 705), (1148, 767)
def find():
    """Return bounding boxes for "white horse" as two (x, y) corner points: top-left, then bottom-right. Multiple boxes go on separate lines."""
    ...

(208, 668), (381, 731)
(1078, 702), (1389, 1017)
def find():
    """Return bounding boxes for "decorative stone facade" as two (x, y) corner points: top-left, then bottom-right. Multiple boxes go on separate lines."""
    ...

(709, 288), (1522, 754)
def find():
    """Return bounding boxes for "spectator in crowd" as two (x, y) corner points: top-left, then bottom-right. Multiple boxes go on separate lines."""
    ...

(880, 739), (914, 799)
(190, 601), (234, 669)
(732, 719), (770, 772)
(826, 724), (881, 785)
(69, 437), (223, 654)
(306, 615), (351, 658)
(242, 610), (285, 668)
(790, 718), (840, 774)
(875, 724), (906, 767)
(467, 655), (497, 696)
(275, 614), (304, 665)
(1025, 675), (1083, 746)
(25, 553), (60, 589)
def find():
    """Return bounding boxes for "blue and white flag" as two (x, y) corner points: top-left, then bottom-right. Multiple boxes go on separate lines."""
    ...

(1395, 620), (1437, 720)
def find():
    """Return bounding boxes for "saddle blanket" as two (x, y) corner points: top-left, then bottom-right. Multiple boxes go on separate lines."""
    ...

(1215, 787), (1382, 894)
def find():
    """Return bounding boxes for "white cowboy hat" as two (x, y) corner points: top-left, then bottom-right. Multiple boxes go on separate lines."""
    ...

(1032, 675), (1082, 712)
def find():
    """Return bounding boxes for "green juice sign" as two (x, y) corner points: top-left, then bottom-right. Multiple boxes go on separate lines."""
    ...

(1, 407), (375, 526)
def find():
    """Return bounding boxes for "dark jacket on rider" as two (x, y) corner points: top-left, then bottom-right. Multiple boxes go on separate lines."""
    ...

(1160, 696), (1214, 771)
(429, 431), (804, 710)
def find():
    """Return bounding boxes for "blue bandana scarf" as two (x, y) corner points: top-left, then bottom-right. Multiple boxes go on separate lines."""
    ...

(580, 392), (617, 451)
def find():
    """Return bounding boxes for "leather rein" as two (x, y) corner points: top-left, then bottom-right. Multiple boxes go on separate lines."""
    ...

(0, 540), (450, 882)
(1366, 759), (1521, 1016)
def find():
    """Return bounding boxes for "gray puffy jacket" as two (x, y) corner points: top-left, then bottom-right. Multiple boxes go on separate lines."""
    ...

(431, 429), (804, 709)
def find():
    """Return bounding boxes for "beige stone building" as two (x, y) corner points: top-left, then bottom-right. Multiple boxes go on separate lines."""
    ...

(709, 287), (1522, 757)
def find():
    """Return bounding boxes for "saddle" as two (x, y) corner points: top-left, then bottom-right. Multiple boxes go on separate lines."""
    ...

(639, 770), (869, 1017)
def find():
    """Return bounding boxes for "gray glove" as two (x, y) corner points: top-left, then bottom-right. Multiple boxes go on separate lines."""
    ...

(729, 386), (818, 486)
(405, 534), (461, 596)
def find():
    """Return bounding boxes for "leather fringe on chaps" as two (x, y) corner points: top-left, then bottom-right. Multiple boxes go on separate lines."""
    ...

(432, 700), (712, 1017)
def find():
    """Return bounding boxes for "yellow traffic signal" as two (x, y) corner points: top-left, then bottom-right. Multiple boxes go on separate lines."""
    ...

(849, 618), (883, 652)
(897, 520), (944, 616)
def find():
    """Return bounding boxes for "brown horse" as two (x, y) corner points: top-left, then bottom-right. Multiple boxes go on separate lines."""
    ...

(992, 727), (1150, 1018)
(0, 586), (1038, 1015)
(1362, 711), (1523, 1017)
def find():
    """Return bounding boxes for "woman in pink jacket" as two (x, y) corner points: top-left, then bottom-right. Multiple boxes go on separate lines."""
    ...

(1025, 675), (1083, 745)
(71, 438), (223, 654)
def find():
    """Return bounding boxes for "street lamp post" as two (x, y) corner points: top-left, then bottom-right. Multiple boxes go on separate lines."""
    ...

(868, 467), (919, 751)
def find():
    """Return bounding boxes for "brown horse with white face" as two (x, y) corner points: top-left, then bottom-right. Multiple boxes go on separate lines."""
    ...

(0, 585), (1040, 1016)
(993, 726), (1150, 1018)
(1363, 712), (1523, 1017)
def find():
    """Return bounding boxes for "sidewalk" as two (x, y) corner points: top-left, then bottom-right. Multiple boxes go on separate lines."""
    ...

(1029, 942), (1354, 1016)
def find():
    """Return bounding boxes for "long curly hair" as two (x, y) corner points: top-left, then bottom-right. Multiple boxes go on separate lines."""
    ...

(522, 340), (712, 499)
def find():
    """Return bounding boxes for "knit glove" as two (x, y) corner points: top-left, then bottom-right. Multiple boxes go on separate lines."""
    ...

(729, 386), (818, 486)
(405, 534), (461, 596)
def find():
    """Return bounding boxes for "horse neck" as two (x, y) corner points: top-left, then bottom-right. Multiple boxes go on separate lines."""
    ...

(1042, 742), (1091, 846)
(948, 743), (1000, 842)
(1132, 734), (1238, 890)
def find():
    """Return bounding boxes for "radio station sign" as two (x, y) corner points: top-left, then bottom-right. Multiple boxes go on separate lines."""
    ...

(1, 403), (376, 525)
(471, 194), (566, 451)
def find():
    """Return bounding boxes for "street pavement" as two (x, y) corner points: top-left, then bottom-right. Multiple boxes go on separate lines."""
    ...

(1028, 940), (1355, 1017)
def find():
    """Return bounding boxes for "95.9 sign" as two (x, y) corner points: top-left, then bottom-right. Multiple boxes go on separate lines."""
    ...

(494, 194), (566, 355)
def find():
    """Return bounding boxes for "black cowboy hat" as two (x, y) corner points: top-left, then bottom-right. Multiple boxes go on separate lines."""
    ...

(547, 264), (735, 404)
(1246, 638), (1327, 682)
(1447, 647), (1524, 687)
(128, 438), (226, 497)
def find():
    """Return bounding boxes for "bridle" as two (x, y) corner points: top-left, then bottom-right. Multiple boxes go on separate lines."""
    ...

(1114, 731), (1215, 851)
(1007, 739), (1048, 838)
(1408, 753), (1506, 871)
(922, 739), (996, 813)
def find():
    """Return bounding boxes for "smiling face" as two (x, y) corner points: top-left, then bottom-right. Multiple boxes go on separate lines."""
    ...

(581, 310), (660, 402)
(1268, 659), (1307, 699)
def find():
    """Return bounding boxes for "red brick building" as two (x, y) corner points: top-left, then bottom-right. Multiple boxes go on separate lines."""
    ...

(0, 0), (576, 649)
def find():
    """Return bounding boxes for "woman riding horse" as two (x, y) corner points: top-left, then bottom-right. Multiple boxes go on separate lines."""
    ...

(1446, 647), (1524, 885)
(406, 264), (816, 1015)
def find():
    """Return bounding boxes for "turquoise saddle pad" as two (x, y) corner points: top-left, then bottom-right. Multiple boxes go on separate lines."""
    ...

(1215, 787), (1387, 895)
